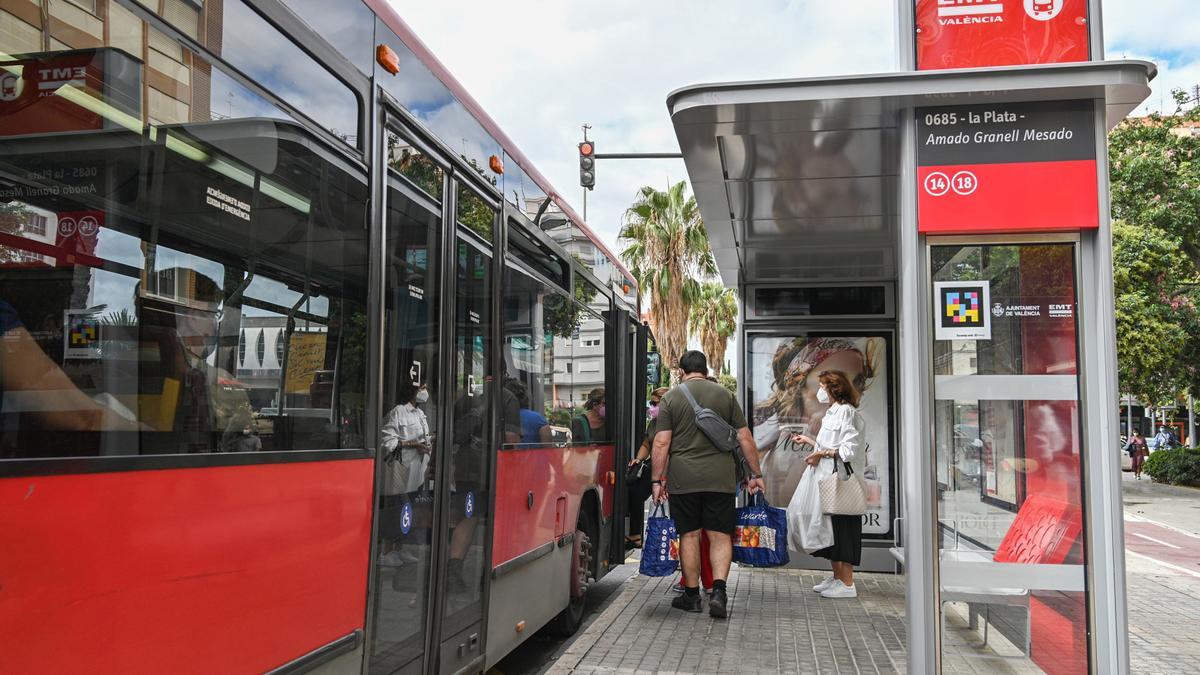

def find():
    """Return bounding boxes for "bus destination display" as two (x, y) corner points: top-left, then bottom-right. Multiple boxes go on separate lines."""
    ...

(916, 98), (1098, 234)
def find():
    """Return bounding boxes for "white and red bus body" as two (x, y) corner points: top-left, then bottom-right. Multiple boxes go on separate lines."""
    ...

(0, 1), (649, 673)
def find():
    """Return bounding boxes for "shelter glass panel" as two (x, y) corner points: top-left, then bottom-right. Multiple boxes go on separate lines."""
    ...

(930, 243), (1089, 673)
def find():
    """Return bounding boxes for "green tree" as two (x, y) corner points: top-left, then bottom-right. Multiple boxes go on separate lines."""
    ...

(1111, 220), (1194, 406)
(688, 280), (737, 375)
(1109, 93), (1200, 270)
(1108, 92), (1200, 407)
(618, 182), (716, 379)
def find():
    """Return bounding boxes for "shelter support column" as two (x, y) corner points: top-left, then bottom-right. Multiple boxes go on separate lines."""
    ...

(1077, 100), (1130, 675)
(897, 107), (940, 675)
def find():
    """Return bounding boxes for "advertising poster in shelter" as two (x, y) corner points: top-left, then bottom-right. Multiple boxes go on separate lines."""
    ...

(747, 335), (892, 537)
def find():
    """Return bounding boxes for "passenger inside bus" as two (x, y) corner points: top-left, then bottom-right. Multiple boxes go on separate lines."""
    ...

(135, 268), (255, 454)
(570, 387), (609, 444)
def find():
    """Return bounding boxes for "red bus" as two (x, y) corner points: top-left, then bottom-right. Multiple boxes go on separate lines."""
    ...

(0, 1), (651, 673)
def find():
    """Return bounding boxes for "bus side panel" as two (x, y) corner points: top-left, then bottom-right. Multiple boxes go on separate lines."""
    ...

(492, 444), (615, 567)
(0, 459), (373, 674)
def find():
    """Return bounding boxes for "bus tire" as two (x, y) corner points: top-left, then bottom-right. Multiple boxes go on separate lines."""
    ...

(547, 511), (594, 636)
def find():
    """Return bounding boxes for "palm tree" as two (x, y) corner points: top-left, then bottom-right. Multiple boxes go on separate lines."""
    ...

(619, 182), (716, 378)
(689, 281), (738, 375)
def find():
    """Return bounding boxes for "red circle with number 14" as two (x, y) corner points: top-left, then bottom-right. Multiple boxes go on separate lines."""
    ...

(924, 171), (950, 197)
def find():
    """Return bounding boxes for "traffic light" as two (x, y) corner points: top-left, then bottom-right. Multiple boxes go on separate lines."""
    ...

(579, 141), (595, 190)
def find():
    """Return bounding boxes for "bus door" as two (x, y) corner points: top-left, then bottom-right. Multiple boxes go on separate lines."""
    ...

(608, 305), (642, 565)
(435, 180), (499, 673)
(367, 126), (446, 675)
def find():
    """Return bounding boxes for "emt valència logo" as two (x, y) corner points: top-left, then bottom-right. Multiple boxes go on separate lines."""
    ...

(937, 0), (1004, 25)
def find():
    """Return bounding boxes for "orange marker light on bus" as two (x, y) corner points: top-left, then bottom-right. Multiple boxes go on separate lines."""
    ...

(376, 45), (400, 75)
(489, 154), (504, 174)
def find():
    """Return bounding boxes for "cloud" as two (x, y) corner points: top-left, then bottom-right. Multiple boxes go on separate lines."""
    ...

(391, 0), (897, 255)
(391, 0), (1196, 252)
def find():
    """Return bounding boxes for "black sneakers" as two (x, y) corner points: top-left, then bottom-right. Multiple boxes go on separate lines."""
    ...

(708, 588), (728, 619)
(670, 592), (703, 613)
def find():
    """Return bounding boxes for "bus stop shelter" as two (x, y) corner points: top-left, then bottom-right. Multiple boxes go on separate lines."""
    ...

(668, 59), (1153, 674)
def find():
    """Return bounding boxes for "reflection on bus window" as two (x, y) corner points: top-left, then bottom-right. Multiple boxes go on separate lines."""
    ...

(387, 132), (443, 201)
(502, 265), (610, 448)
(456, 184), (494, 242)
(0, 34), (368, 458)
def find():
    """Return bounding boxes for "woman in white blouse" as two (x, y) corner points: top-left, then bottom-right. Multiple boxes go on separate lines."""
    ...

(793, 370), (867, 599)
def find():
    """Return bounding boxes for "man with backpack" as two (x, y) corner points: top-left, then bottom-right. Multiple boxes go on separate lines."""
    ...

(651, 350), (766, 619)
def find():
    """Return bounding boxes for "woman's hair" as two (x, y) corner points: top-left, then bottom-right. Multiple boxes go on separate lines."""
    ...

(398, 382), (418, 405)
(753, 337), (879, 424)
(584, 387), (606, 410)
(818, 370), (860, 407)
(650, 387), (669, 403)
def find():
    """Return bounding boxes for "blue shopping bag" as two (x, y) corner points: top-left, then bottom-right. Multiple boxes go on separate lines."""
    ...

(732, 493), (790, 567)
(639, 503), (679, 577)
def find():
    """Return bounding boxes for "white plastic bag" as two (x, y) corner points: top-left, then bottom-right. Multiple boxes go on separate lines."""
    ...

(787, 458), (835, 554)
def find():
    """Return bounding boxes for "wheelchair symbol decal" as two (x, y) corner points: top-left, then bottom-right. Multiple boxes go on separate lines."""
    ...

(401, 502), (413, 535)
(465, 492), (475, 519)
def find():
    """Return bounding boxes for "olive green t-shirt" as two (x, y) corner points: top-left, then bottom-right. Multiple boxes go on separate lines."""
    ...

(656, 378), (748, 494)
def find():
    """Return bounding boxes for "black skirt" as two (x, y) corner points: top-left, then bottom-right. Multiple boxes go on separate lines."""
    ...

(812, 514), (863, 566)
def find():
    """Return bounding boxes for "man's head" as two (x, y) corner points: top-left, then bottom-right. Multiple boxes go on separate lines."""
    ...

(678, 350), (708, 377)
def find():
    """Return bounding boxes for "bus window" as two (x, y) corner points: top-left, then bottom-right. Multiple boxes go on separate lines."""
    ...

(0, 65), (368, 459)
(502, 266), (575, 448)
(280, 0), (377, 75)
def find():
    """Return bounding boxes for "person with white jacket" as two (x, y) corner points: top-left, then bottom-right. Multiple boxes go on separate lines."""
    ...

(792, 370), (866, 599)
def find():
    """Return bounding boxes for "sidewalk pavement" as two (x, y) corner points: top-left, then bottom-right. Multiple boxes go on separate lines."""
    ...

(542, 562), (1200, 675)
(531, 475), (1200, 674)
(547, 566), (906, 675)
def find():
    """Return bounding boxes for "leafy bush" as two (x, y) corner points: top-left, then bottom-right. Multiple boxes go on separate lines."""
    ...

(1143, 447), (1200, 487)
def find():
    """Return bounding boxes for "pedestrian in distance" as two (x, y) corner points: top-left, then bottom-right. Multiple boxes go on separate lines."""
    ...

(1125, 430), (1149, 480)
(1153, 426), (1175, 452)
(792, 370), (866, 599)
(651, 350), (766, 619)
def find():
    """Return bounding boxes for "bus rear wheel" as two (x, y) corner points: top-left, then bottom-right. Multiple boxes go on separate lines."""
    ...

(547, 515), (593, 636)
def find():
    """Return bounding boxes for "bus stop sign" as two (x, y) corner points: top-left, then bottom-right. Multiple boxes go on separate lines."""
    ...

(916, 98), (1098, 234)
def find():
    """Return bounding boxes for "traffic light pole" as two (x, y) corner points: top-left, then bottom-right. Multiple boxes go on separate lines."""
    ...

(592, 153), (683, 159)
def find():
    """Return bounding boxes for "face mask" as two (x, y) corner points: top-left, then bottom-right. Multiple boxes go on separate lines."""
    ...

(816, 387), (831, 404)
(648, 404), (659, 420)
(596, 404), (607, 419)
(415, 389), (429, 404)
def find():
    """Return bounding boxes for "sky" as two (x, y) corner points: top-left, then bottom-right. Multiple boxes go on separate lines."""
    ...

(393, 0), (1200, 263)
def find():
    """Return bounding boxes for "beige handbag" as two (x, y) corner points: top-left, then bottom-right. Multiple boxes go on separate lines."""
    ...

(819, 458), (868, 516)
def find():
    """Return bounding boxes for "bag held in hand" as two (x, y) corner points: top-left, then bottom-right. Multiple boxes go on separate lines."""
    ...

(639, 503), (680, 577)
(677, 382), (739, 453)
(819, 457), (868, 516)
(625, 458), (648, 484)
(732, 493), (790, 567)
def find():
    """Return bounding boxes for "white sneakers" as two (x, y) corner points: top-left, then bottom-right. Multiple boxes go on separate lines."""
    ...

(812, 575), (836, 593)
(820, 580), (858, 599)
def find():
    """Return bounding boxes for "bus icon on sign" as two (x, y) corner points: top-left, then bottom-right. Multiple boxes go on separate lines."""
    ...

(1024, 0), (1063, 21)
(0, 72), (22, 102)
